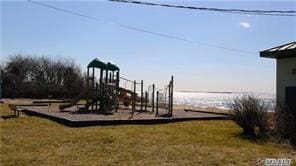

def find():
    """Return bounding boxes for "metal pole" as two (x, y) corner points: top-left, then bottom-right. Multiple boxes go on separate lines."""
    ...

(168, 81), (171, 114)
(95, 82), (98, 111)
(0, 79), (2, 101)
(92, 67), (95, 111)
(105, 70), (108, 84)
(152, 84), (155, 113)
(105, 70), (108, 91)
(156, 91), (159, 117)
(0, 69), (3, 101)
(145, 91), (148, 111)
(141, 80), (143, 111)
(115, 71), (120, 112)
(109, 72), (112, 83)
(100, 69), (103, 112)
(112, 71), (115, 83)
(87, 68), (89, 88)
(86, 67), (89, 105)
(170, 76), (174, 117)
(108, 71), (112, 97)
(132, 80), (136, 117)
(103, 69), (108, 113)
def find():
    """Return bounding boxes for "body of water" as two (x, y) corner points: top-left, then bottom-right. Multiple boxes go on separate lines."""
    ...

(174, 91), (275, 110)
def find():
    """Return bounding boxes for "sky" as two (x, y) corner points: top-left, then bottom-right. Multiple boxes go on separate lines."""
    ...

(1, 0), (296, 93)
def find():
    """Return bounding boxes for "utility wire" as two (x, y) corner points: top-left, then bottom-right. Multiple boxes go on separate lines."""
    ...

(109, 0), (296, 17)
(26, 0), (257, 55)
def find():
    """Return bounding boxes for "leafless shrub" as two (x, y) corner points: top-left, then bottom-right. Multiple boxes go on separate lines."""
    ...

(275, 99), (296, 145)
(229, 95), (269, 137)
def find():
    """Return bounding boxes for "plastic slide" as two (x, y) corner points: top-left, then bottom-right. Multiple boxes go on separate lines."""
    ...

(59, 88), (90, 110)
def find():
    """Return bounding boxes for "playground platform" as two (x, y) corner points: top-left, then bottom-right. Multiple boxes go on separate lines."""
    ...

(17, 105), (229, 127)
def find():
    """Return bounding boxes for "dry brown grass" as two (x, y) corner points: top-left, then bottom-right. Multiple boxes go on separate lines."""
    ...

(1, 103), (295, 165)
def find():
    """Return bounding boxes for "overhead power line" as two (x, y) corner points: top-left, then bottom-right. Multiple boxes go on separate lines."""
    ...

(109, 0), (296, 17)
(26, 0), (257, 55)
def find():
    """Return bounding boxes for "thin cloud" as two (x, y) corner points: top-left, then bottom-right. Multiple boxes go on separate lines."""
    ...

(240, 21), (251, 28)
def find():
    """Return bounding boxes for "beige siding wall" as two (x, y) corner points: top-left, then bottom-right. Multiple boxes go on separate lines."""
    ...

(276, 57), (296, 104)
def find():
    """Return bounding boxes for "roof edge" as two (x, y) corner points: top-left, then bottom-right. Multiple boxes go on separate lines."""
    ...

(260, 49), (296, 59)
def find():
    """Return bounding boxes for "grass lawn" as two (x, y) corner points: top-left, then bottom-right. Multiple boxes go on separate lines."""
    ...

(1, 103), (295, 165)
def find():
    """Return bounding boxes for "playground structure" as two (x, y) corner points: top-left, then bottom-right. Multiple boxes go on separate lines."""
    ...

(59, 58), (174, 117)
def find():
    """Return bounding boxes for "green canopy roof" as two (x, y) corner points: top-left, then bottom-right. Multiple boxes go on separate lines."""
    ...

(87, 58), (106, 69)
(106, 62), (120, 71)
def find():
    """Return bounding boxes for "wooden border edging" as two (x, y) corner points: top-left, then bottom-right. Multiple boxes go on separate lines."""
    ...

(19, 107), (230, 127)
(10, 104), (48, 107)
(184, 109), (230, 116)
(33, 100), (69, 104)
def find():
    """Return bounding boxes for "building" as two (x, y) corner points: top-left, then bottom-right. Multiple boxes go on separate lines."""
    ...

(260, 42), (296, 111)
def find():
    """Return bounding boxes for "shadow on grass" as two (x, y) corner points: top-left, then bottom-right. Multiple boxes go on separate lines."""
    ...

(1, 115), (19, 120)
(233, 132), (269, 145)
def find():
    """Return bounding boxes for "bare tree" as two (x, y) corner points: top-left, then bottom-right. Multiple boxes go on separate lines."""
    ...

(2, 54), (85, 99)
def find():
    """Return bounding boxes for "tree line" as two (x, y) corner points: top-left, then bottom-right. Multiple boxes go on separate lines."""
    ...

(1, 55), (85, 99)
